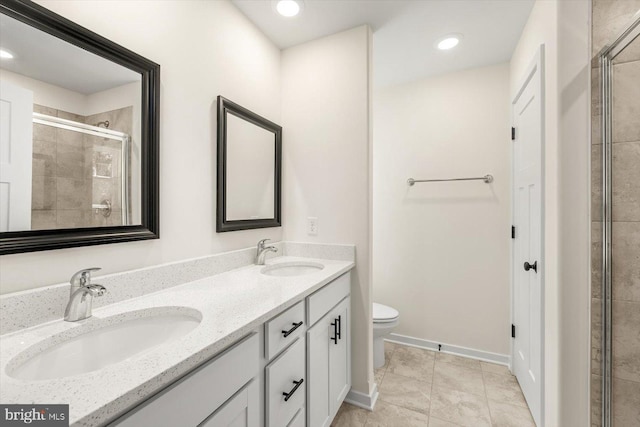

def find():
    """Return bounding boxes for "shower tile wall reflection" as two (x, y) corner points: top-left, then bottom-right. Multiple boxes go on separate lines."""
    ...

(591, 1), (640, 425)
(31, 104), (132, 230)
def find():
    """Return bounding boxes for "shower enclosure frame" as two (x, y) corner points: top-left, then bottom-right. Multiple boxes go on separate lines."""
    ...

(597, 11), (640, 427)
(32, 112), (131, 225)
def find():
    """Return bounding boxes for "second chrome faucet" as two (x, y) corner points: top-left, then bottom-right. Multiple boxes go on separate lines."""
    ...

(255, 239), (278, 265)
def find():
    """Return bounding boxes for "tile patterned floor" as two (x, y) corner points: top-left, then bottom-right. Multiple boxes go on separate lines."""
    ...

(332, 342), (536, 427)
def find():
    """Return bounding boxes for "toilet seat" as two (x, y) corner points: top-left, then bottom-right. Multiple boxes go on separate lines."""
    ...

(373, 303), (399, 323)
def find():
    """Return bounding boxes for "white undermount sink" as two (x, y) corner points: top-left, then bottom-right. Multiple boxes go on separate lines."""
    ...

(7, 308), (201, 381)
(261, 262), (324, 277)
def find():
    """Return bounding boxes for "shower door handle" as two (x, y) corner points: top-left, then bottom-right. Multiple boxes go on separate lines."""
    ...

(524, 261), (538, 273)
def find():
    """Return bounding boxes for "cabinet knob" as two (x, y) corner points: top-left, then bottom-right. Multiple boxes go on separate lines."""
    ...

(524, 261), (538, 273)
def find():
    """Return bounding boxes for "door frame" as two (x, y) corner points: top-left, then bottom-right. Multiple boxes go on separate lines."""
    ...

(510, 44), (545, 426)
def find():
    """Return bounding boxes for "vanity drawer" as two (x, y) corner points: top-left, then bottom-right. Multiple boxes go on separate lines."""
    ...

(111, 333), (259, 427)
(266, 337), (306, 427)
(307, 272), (350, 326)
(265, 301), (306, 360)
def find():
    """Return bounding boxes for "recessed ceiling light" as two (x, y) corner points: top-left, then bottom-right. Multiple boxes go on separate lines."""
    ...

(436, 34), (462, 50)
(276, 0), (301, 17)
(0, 49), (14, 59)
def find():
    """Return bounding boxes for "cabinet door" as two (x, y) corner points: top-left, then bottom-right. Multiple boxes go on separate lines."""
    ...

(287, 408), (305, 427)
(200, 380), (258, 427)
(307, 316), (332, 427)
(329, 297), (350, 417)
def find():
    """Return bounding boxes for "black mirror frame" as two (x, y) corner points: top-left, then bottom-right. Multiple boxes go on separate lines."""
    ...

(217, 96), (282, 232)
(0, 0), (160, 255)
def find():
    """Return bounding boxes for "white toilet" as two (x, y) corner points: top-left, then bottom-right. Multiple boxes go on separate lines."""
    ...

(373, 302), (400, 369)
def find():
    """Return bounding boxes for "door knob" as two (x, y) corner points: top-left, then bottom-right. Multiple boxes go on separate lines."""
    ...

(524, 261), (538, 272)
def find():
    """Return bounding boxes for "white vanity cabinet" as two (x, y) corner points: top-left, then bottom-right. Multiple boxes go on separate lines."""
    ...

(109, 271), (352, 427)
(110, 333), (260, 427)
(306, 274), (351, 427)
(200, 380), (259, 427)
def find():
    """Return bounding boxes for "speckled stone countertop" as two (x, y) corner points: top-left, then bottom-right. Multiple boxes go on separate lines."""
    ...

(0, 256), (354, 427)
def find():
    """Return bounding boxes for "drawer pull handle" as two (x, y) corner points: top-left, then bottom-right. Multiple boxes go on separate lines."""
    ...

(331, 319), (338, 344)
(337, 315), (342, 340)
(283, 378), (304, 402)
(282, 321), (303, 338)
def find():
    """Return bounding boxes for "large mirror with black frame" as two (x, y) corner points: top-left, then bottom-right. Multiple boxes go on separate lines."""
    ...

(217, 96), (281, 232)
(0, 0), (159, 255)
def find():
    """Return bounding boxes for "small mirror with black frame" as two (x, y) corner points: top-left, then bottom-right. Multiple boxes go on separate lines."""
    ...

(216, 96), (281, 232)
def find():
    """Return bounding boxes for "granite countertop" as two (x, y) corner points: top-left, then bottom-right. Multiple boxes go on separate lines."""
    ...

(0, 256), (354, 426)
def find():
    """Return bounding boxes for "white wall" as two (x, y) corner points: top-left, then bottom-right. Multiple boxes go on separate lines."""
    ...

(281, 26), (373, 396)
(557, 0), (591, 425)
(0, 0), (282, 293)
(0, 68), (140, 118)
(0, 68), (87, 114)
(512, 2), (593, 424)
(373, 63), (511, 356)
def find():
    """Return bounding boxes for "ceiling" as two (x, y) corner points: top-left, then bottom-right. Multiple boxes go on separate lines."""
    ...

(232, 0), (535, 87)
(0, 13), (140, 95)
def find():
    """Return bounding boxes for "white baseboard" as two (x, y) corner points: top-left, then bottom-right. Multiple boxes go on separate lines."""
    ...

(344, 383), (379, 411)
(387, 333), (511, 366)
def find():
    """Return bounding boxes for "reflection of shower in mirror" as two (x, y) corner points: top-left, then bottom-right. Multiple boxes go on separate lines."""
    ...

(29, 108), (132, 229)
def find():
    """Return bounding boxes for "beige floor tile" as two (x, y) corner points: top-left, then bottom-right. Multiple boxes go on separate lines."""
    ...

(378, 372), (431, 415)
(435, 353), (481, 371)
(429, 386), (491, 427)
(428, 416), (460, 426)
(384, 340), (397, 355)
(483, 372), (528, 407)
(480, 362), (511, 376)
(433, 361), (485, 396)
(331, 402), (368, 427)
(365, 400), (429, 427)
(387, 345), (435, 383)
(488, 400), (536, 427)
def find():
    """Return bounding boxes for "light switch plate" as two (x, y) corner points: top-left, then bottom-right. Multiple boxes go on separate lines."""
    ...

(307, 217), (318, 236)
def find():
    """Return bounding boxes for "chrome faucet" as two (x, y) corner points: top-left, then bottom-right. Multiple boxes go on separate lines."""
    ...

(255, 239), (278, 265)
(64, 267), (107, 322)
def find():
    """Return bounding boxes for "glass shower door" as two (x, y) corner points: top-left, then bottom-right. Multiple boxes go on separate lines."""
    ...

(598, 13), (640, 427)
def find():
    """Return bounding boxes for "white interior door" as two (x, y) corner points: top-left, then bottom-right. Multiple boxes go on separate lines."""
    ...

(511, 46), (544, 426)
(0, 80), (33, 232)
